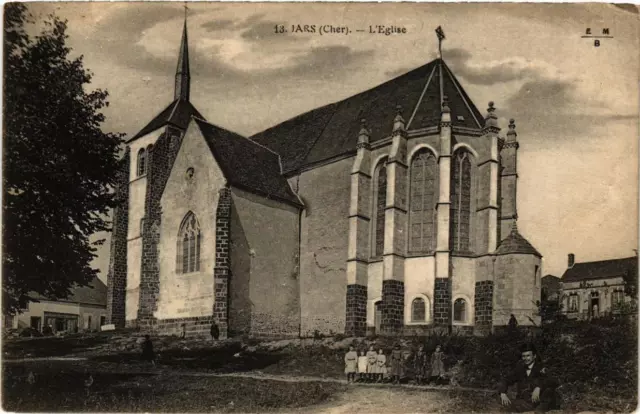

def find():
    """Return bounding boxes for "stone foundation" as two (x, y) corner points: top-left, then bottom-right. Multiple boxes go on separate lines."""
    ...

(106, 149), (130, 328)
(474, 280), (494, 335)
(345, 284), (367, 336)
(212, 188), (232, 340)
(434, 278), (451, 326)
(381, 280), (404, 335)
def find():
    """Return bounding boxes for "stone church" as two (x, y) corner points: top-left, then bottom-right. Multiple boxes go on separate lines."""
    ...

(106, 20), (542, 338)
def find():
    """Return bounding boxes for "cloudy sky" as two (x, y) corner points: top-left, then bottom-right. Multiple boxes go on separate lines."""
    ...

(24, 2), (638, 282)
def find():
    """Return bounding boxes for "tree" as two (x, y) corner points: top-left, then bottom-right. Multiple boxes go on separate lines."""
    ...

(3, 4), (123, 314)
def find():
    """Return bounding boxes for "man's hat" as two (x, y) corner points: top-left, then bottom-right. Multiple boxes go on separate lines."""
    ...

(519, 342), (537, 354)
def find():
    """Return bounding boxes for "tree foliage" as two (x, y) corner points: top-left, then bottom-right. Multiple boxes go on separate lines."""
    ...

(3, 4), (123, 314)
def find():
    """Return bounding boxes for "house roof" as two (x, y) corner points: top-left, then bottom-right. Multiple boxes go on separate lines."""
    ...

(29, 277), (107, 307)
(250, 58), (485, 174)
(128, 99), (205, 142)
(494, 222), (542, 258)
(193, 118), (302, 207)
(561, 256), (637, 283)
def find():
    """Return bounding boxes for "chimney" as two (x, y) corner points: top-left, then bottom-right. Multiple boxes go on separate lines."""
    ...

(568, 253), (575, 268)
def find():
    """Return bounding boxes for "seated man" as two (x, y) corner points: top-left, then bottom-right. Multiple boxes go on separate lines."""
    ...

(498, 343), (559, 413)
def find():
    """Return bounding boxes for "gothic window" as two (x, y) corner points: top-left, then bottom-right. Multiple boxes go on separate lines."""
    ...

(373, 160), (387, 257)
(409, 149), (438, 253)
(411, 297), (427, 322)
(177, 212), (201, 274)
(451, 150), (472, 253)
(453, 298), (467, 322)
(137, 148), (147, 177)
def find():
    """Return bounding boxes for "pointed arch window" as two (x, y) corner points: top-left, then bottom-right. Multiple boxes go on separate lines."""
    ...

(451, 150), (472, 253)
(373, 160), (387, 257)
(409, 149), (438, 253)
(137, 148), (147, 177)
(177, 212), (201, 274)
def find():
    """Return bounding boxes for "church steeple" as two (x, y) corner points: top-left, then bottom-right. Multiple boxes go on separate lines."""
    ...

(174, 12), (190, 102)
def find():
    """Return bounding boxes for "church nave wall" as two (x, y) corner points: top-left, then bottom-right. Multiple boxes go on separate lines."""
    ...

(229, 188), (300, 338)
(297, 157), (352, 336)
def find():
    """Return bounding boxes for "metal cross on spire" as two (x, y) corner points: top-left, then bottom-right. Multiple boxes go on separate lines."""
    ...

(184, 2), (189, 21)
(435, 26), (445, 59)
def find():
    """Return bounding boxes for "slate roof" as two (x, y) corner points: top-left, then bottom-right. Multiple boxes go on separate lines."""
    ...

(494, 223), (542, 258)
(128, 99), (205, 142)
(250, 58), (485, 174)
(29, 277), (107, 307)
(561, 257), (637, 283)
(193, 118), (302, 207)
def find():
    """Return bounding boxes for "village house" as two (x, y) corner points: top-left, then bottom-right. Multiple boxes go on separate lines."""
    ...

(561, 253), (637, 319)
(4, 277), (107, 334)
(106, 18), (543, 338)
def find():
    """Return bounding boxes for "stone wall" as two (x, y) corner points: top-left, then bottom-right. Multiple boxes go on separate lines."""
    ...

(106, 149), (130, 327)
(345, 284), (367, 336)
(230, 187), (301, 338)
(154, 123), (222, 321)
(137, 125), (184, 325)
(213, 188), (231, 339)
(297, 158), (352, 336)
(381, 280), (404, 335)
(433, 278), (451, 326)
(474, 280), (493, 334)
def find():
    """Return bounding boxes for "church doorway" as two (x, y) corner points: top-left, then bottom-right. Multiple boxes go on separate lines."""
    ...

(374, 301), (382, 334)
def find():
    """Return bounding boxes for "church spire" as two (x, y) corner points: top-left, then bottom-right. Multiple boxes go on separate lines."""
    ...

(174, 6), (191, 101)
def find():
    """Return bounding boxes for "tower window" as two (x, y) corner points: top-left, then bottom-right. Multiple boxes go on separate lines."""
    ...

(137, 148), (147, 177)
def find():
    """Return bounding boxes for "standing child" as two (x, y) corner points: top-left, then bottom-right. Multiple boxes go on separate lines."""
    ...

(430, 344), (446, 384)
(389, 344), (404, 384)
(413, 344), (428, 385)
(375, 348), (387, 382)
(357, 349), (368, 382)
(344, 345), (358, 383)
(366, 345), (378, 382)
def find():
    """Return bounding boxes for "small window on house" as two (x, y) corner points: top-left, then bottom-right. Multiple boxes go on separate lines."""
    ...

(411, 298), (426, 322)
(456, 115), (465, 122)
(534, 265), (539, 287)
(453, 298), (467, 322)
(100, 316), (106, 327)
(137, 148), (147, 177)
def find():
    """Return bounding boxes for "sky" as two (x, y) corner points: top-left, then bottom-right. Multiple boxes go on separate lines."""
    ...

(23, 2), (638, 282)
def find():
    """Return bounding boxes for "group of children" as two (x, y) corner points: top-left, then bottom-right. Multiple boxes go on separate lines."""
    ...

(344, 344), (447, 385)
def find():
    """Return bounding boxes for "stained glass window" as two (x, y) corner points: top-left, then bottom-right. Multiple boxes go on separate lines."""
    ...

(409, 149), (438, 253)
(374, 162), (387, 257)
(451, 150), (472, 252)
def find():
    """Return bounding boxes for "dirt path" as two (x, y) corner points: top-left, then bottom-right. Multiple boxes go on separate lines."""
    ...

(180, 371), (494, 394)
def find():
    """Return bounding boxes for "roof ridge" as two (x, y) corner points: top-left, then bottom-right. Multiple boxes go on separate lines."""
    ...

(252, 60), (439, 138)
(573, 256), (637, 266)
(407, 63), (438, 129)
(441, 61), (483, 128)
